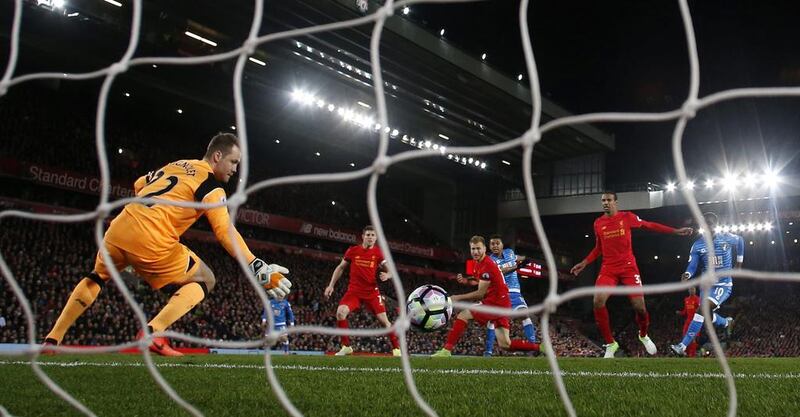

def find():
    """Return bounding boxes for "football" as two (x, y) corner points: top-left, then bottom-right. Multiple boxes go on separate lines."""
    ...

(406, 284), (453, 332)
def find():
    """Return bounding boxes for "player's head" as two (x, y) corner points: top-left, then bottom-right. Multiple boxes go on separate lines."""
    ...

(204, 133), (241, 183)
(469, 235), (486, 260)
(488, 234), (504, 255)
(688, 286), (696, 296)
(703, 212), (719, 232)
(362, 225), (377, 247)
(601, 191), (618, 214)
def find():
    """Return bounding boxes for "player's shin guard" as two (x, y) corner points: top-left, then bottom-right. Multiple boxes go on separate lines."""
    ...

(148, 282), (207, 333)
(336, 319), (351, 346)
(509, 339), (540, 352)
(444, 319), (468, 351)
(635, 310), (650, 338)
(593, 307), (615, 344)
(681, 313), (705, 347)
(522, 318), (537, 343)
(485, 323), (496, 354)
(45, 275), (104, 344)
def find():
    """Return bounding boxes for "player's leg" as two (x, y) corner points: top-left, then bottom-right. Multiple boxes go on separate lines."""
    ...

(629, 295), (656, 355)
(274, 325), (289, 354)
(368, 292), (400, 355)
(334, 292), (359, 355)
(432, 309), (473, 357)
(593, 273), (618, 358)
(133, 245), (213, 356)
(494, 319), (539, 352)
(672, 286), (731, 355)
(513, 294), (537, 343)
(44, 243), (124, 346)
(484, 322), (496, 357)
(145, 247), (213, 335)
(707, 286), (733, 332)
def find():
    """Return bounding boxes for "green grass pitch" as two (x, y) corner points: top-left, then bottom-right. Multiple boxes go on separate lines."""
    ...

(1, 355), (799, 416)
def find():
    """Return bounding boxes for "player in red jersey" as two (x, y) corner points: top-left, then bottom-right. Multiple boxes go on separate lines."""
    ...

(570, 191), (692, 358)
(432, 235), (540, 357)
(324, 225), (400, 356)
(676, 287), (701, 357)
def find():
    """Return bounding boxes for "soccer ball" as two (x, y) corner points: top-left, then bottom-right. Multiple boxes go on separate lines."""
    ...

(406, 285), (452, 332)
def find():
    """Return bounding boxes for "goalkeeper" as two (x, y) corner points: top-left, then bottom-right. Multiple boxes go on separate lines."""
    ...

(43, 133), (290, 356)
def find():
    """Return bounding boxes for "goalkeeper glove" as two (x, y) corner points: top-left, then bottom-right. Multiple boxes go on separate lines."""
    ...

(249, 258), (292, 299)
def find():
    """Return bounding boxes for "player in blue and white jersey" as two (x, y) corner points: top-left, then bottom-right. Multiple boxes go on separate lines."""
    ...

(262, 296), (295, 354)
(484, 235), (538, 356)
(671, 212), (744, 356)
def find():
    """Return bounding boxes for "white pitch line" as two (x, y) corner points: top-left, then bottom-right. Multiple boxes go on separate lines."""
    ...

(2, 361), (799, 380)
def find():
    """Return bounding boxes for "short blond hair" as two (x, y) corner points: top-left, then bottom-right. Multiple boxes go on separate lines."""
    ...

(469, 235), (485, 245)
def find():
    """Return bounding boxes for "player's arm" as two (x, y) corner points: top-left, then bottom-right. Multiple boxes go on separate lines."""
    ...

(324, 258), (349, 299)
(378, 260), (392, 282)
(571, 231), (601, 276)
(629, 212), (693, 236)
(451, 279), (490, 302)
(203, 188), (290, 298)
(735, 235), (745, 268)
(455, 273), (478, 286)
(683, 242), (701, 280)
(497, 250), (519, 274)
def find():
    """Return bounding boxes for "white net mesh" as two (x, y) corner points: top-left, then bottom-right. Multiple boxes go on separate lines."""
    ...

(2, 0), (800, 416)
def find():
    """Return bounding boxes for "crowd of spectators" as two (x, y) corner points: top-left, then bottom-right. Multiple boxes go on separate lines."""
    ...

(2, 218), (799, 357)
(0, 84), (446, 248)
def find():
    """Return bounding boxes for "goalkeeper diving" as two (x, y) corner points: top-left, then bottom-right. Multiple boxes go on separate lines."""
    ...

(43, 133), (291, 356)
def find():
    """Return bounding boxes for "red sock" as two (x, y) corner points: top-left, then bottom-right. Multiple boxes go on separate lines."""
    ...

(509, 339), (540, 352)
(337, 319), (350, 346)
(389, 333), (399, 349)
(594, 307), (615, 344)
(635, 310), (650, 338)
(444, 319), (468, 351)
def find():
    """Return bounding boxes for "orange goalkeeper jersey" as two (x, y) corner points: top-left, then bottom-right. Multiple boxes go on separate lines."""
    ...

(105, 159), (255, 263)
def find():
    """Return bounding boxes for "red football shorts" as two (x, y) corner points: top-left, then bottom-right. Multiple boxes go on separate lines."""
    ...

(470, 303), (510, 329)
(595, 267), (643, 299)
(339, 290), (386, 315)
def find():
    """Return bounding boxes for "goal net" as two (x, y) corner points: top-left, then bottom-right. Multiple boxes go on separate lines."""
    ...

(2, 1), (800, 417)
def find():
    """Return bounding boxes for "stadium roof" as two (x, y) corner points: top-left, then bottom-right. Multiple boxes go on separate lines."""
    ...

(5, 0), (613, 179)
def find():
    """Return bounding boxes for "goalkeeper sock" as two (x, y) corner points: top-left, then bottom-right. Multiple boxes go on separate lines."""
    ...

(485, 324), (496, 354)
(522, 317), (537, 343)
(444, 318), (468, 351)
(337, 319), (350, 346)
(509, 339), (540, 352)
(593, 307), (615, 344)
(45, 276), (103, 344)
(681, 313), (705, 347)
(148, 282), (207, 333)
(635, 310), (650, 338)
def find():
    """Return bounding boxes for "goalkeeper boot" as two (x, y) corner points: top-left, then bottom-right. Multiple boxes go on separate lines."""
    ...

(392, 348), (402, 357)
(335, 345), (353, 356)
(638, 334), (658, 355)
(602, 341), (619, 359)
(431, 348), (452, 358)
(670, 343), (687, 357)
(41, 338), (58, 355)
(136, 330), (183, 357)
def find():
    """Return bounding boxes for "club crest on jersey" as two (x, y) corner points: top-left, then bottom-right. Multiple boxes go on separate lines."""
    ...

(722, 242), (730, 251)
(481, 272), (490, 280)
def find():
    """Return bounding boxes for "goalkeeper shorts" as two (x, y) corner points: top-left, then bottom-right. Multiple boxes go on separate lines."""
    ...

(94, 240), (202, 290)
